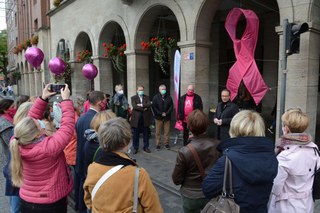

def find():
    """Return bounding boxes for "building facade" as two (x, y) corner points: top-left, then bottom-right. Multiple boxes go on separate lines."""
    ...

(9, 0), (320, 139)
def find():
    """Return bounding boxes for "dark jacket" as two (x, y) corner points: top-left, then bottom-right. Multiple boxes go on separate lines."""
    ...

(214, 101), (239, 140)
(130, 94), (153, 128)
(152, 93), (173, 120)
(178, 93), (203, 121)
(75, 109), (97, 211)
(202, 137), (278, 213)
(84, 129), (99, 173)
(172, 135), (220, 198)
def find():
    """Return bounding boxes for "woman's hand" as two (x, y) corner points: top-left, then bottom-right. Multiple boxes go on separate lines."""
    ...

(42, 84), (56, 100)
(61, 84), (70, 100)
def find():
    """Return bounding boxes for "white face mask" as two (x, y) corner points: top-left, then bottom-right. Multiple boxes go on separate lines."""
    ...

(117, 90), (124, 95)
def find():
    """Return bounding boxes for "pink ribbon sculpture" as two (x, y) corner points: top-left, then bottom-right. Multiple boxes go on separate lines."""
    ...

(225, 8), (268, 105)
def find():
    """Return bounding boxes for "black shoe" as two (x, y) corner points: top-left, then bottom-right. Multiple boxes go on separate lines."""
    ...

(143, 147), (151, 153)
(133, 149), (139, 154)
(165, 144), (170, 149)
(156, 145), (161, 151)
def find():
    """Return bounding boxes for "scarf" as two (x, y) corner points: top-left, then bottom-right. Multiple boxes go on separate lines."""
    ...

(1, 113), (14, 123)
(277, 133), (312, 153)
(95, 151), (136, 167)
(113, 94), (129, 110)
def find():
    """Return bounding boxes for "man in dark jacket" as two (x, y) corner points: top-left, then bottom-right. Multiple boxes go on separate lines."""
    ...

(178, 84), (203, 145)
(152, 84), (173, 150)
(75, 91), (106, 213)
(214, 89), (239, 140)
(131, 85), (153, 154)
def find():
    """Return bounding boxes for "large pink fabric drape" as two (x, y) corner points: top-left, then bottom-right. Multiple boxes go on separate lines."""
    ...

(225, 8), (268, 105)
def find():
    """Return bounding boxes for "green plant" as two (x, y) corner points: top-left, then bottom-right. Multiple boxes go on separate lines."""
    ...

(141, 37), (177, 74)
(53, 62), (72, 83)
(102, 43), (126, 72)
(53, 0), (62, 7)
(12, 71), (21, 81)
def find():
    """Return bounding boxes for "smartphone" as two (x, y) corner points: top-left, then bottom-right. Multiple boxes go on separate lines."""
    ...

(49, 84), (65, 93)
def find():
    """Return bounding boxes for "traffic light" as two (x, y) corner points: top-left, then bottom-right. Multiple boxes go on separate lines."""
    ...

(286, 22), (309, 55)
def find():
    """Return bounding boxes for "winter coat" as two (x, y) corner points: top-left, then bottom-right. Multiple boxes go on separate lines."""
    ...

(19, 97), (74, 204)
(84, 129), (100, 171)
(178, 93), (203, 121)
(172, 135), (220, 198)
(214, 100), (239, 140)
(63, 112), (79, 166)
(0, 115), (13, 159)
(152, 93), (173, 120)
(130, 94), (153, 128)
(202, 136), (278, 213)
(268, 140), (320, 213)
(84, 151), (163, 213)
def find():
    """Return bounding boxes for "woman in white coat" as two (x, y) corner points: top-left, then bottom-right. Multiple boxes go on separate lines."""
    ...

(268, 108), (320, 213)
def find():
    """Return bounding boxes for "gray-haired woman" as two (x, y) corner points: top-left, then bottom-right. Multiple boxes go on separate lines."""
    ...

(84, 117), (163, 212)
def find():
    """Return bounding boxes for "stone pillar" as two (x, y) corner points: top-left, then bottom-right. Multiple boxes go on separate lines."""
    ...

(125, 50), (149, 104)
(276, 23), (320, 138)
(70, 61), (90, 98)
(92, 57), (113, 94)
(178, 40), (211, 114)
(34, 70), (43, 96)
(29, 71), (35, 96)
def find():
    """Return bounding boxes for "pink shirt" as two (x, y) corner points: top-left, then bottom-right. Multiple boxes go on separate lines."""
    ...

(183, 95), (194, 122)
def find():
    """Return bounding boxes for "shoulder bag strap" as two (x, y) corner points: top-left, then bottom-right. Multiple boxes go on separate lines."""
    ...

(222, 156), (229, 196)
(132, 167), (140, 213)
(91, 165), (124, 201)
(187, 143), (205, 178)
(227, 157), (235, 197)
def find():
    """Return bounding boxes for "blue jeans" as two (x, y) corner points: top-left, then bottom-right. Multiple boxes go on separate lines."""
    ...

(9, 196), (21, 213)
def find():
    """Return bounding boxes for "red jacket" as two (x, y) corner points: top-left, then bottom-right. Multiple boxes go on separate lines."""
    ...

(19, 97), (75, 204)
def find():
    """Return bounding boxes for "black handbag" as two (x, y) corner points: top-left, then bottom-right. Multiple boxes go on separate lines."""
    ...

(201, 156), (240, 213)
(313, 148), (320, 200)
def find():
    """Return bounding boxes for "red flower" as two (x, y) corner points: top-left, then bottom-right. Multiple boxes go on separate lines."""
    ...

(103, 54), (107, 57)
(120, 52), (124, 56)
(103, 43), (107, 47)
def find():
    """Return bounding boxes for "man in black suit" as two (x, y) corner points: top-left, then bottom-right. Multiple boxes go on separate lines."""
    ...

(214, 89), (239, 140)
(74, 91), (106, 213)
(130, 85), (153, 154)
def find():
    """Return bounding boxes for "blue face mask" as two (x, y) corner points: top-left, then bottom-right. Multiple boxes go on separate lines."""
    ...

(161, 90), (166, 95)
(138, 91), (144, 96)
(37, 119), (46, 129)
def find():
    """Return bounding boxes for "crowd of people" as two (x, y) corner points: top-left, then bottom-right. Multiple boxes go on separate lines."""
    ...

(0, 82), (319, 213)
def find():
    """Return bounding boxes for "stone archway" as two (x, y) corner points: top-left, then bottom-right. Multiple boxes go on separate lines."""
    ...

(134, 5), (181, 99)
(98, 21), (127, 96)
(73, 32), (93, 97)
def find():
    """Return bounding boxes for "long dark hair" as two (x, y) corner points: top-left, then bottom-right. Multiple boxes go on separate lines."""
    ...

(0, 99), (14, 114)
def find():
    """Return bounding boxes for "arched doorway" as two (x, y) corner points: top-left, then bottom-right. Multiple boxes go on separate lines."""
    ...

(99, 22), (127, 96)
(56, 38), (72, 93)
(73, 32), (93, 97)
(135, 5), (180, 98)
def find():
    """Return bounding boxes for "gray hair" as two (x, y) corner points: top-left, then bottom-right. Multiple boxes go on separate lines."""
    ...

(98, 117), (132, 152)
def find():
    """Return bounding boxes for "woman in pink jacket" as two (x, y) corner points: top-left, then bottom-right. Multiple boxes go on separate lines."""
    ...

(10, 84), (74, 213)
(269, 108), (320, 213)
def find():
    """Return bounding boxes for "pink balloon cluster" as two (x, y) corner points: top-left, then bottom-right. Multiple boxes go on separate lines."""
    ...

(25, 47), (44, 69)
(82, 64), (98, 80)
(48, 57), (66, 75)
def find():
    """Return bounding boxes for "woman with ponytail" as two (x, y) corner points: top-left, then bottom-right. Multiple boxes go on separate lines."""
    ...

(10, 84), (75, 213)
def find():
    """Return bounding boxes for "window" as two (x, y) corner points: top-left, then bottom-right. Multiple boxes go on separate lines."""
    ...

(34, 19), (38, 31)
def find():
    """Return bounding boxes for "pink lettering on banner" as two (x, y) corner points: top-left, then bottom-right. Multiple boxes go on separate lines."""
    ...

(225, 8), (268, 105)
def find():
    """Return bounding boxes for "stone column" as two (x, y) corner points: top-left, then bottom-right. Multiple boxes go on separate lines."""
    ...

(70, 61), (90, 98)
(276, 23), (320, 138)
(92, 56), (113, 94)
(178, 40), (212, 114)
(29, 71), (35, 96)
(34, 70), (43, 96)
(125, 50), (150, 104)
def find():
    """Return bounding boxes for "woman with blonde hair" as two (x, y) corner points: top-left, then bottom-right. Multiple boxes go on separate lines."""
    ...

(269, 108), (320, 213)
(84, 110), (117, 170)
(203, 110), (278, 213)
(84, 117), (162, 212)
(3, 101), (33, 213)
(10, 84), (74, 212)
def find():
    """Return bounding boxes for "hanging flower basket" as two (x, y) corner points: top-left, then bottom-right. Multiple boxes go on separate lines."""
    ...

(141, 37), (177, 74)
(102, 43), (126, 72)
(31, 35), (39, 45)
(76, 49), (92, 63)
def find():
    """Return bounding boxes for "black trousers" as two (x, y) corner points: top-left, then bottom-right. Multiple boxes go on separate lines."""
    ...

(182, 122), (190, 146)
(21, 197), (67, 213)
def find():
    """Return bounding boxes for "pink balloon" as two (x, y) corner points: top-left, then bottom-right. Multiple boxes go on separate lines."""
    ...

(48, 57), (66, 75)
(25, 47), (44, 69)
(82, 63), (98, 80)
